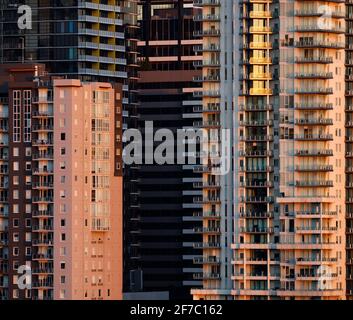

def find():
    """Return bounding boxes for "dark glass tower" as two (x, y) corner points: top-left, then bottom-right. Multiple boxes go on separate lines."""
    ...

(123, 0), (203, 300)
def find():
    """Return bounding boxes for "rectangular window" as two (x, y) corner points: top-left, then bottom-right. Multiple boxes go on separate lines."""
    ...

(23, 90), (31, 142)
(13, 90), (21, 142)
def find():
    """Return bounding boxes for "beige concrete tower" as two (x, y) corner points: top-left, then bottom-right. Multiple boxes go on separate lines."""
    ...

(53, 80), (123, 300)
(193, 0), (346, 300)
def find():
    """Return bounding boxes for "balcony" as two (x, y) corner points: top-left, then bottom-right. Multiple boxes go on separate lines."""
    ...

(33, 168), (53, 175)
(193, 0), (221, 6)
(32, 124), (53, 132)
(240, 227), (274, 234)
(239, 211), (273, 218)
(193, 257), (221, 264)
(239, 135), (273, 142)
(294, 56), (333, 64)
(295, 103), (333, 110)
(249, 26), (272, 34)
(193, 29), (220, 37)
(193, 242), (221, 249)
(240, 120), (273, 126)
(32, 139), (53, 146)
(239, 181), (273, 188)
(249, 57), (272, 65)
(295, 149), (333, 157)
(249, 72), (272, 80)
(193, 273), (221, 280)
(240, 166), (273, 173)
(295, 165), (333, 172)
(295, 88), (333, 95)
(292, 24), (345, 33)
(295, 40), (345, 49)
(194, 227), (221, 234)
(292, 72), (333, 79)
(295, 118), (333, 126)
(32, 224), (54, 232)
(294, 180), (333, 187)
(32, 111), (53, 117)
(249, 42), (272, 49)
(249, 11), (272, 18)
(239, 104), (273, 111)
(32, 197), (54, 204)
(249, 88), (273, 95)
(294, 10), (345, 18)
(239, 196), (274, 203)
(294, 134), (333, 141)
(193, 14), (220, 22)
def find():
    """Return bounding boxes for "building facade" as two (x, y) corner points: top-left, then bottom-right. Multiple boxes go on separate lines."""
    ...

(192, 0), (347, 300)
(122, 0), (204, 299)
(0, 64), (123, 300)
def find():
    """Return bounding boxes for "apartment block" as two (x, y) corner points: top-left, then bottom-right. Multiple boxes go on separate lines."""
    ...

(192, 0), (347, 300)
(0, 64), (123, 300)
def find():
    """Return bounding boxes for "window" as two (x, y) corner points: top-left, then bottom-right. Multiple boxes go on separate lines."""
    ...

(13, 289), (19, 299)
(13, 176), (19, 185)
(60, 162), (66, 169)
(25, 176), (31, 185)
(13, 247), (19, 256)
(13, 162), (19, 171)
(25, 219), (31, 227)
(60, 148), (66, 155)
(25, 162), (31, 171)
(25, 247), (31, 256)
(61, 233), (66, 241)
(13, 190), (19, 200)
(61, 133), (66, 141)
(13, 204), (19, 214)
(23, 90), (31, 142)
(61, 219), (66, 227)
(60, 204), (66, 213)
(25, 190), (31, 199)
(60, 262), (66, 269)
(13, 148), (19, 157)
(25, 147), (31, 157)
(13, 219), (19, 227)
(13, 233), (19, 242)
(13, 90), (21, 142)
